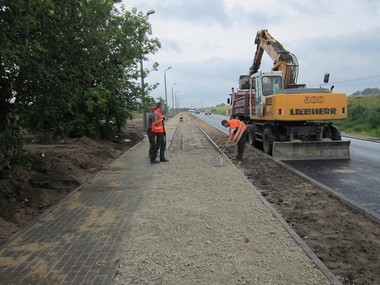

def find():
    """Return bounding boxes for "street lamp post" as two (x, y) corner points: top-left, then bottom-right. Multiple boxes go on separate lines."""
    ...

(171, 83), (177, 114)
(175, 90), (180, 112)
(164, 66), (172, 114)
(141, 9), (155, 131)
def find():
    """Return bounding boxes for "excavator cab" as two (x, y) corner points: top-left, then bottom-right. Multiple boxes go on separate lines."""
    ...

(251, 71), (283, 116)
(262, 75), (283, 95)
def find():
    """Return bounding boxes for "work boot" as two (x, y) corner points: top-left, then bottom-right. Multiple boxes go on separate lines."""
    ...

(160, 158), (169, 162)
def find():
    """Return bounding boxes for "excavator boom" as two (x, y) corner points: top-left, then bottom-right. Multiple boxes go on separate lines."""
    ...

(249, 30), (299, 89)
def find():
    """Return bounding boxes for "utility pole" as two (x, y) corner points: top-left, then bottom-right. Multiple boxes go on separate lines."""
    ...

(164, 66), (172, 114)
(171, 83), (177, 115)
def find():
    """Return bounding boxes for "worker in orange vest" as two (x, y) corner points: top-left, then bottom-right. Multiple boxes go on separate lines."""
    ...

(151, 102), (169, 163)
(221, 119), (248, 161)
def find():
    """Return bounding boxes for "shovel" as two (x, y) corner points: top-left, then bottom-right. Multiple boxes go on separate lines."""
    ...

(214, 146), (227, 167)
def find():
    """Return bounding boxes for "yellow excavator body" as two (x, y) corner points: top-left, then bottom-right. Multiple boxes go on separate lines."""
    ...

(256, 92), (348, 121)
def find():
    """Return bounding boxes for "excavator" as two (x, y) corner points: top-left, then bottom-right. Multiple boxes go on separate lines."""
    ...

(228, 29), (350, 160)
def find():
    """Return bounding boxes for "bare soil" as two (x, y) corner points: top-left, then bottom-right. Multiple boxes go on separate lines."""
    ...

(1, 115), (379, 285)
(0, 119), (145, 245)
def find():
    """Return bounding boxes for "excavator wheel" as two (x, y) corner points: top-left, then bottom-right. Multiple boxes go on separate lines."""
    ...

(323, 125), (342, 140)
(263, 127), (275, 155)
(323, 126), (333, 139)
(330, 125), (342, 140)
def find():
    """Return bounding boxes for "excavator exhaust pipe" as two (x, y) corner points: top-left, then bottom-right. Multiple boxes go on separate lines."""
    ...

(272, 140), (351, 161)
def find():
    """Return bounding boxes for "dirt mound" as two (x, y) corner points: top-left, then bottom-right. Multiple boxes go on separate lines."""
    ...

(0, 120), (144, 244)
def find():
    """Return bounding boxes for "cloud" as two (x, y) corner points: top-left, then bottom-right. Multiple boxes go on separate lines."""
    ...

(291, 26), (380, 91)
(121, 0), (380, 106)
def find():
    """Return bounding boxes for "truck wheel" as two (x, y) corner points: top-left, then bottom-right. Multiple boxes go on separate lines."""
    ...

(263, 127), (274, 155)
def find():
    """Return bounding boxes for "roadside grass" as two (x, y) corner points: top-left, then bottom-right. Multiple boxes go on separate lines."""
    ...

(335, 94), (380, 138)
(206, 105), (229, 116)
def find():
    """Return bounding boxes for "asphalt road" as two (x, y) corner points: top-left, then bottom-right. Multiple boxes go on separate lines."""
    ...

(196, 112), (380, 218)
(286, 138), (380, 217)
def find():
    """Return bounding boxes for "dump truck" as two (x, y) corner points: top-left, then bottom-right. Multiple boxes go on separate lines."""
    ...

(228, 29), (350, 160)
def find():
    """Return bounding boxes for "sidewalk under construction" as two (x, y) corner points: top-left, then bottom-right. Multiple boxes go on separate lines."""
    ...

(0, 113), (340, 285)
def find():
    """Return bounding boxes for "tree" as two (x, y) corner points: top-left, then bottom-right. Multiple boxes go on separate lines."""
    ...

(1, 1), (160, 137)
(351, 87), (380, 96)
(0, 1), (161, 170)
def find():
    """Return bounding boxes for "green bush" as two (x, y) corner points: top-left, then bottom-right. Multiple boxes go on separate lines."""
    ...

(367, 107), (380, 128)
(334, 95), (380, 138)
(347, 105), (366, 122)
(0, 129), (23, 174)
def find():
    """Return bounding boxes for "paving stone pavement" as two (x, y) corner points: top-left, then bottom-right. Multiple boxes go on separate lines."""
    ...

(0, 117), (178, 285)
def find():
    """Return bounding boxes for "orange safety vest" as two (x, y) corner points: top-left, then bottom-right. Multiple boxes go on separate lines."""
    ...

(151, 109), (164, 133)
(229, 119), (247, 142)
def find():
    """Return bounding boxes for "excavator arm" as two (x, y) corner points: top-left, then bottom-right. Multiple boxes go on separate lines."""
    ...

(249, 30), (299, 88)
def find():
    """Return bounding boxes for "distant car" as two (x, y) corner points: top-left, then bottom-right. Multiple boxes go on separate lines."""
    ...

(195, 110), (200, 114)
(205, 110), (211, 115)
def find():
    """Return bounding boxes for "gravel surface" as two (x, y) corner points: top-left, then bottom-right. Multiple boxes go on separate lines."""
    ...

(113, 113), (331, 285)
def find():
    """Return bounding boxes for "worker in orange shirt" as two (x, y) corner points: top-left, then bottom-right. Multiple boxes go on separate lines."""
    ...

(221, 119), (248, 161)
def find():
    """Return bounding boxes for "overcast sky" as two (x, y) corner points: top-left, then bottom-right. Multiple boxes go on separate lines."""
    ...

(120, 0), (380, 109)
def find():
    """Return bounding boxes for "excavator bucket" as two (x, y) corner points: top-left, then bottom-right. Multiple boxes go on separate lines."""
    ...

(272, 140), (351, 161)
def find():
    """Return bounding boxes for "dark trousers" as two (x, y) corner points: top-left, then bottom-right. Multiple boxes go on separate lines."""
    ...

(237, 130), (248, 159)
(151, 132), (163, 161)
(160, 135), (167, 160)
(147, 128), (155, 157)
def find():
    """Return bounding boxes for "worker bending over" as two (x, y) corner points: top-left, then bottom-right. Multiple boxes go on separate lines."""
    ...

(221, 119), (248, 161)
